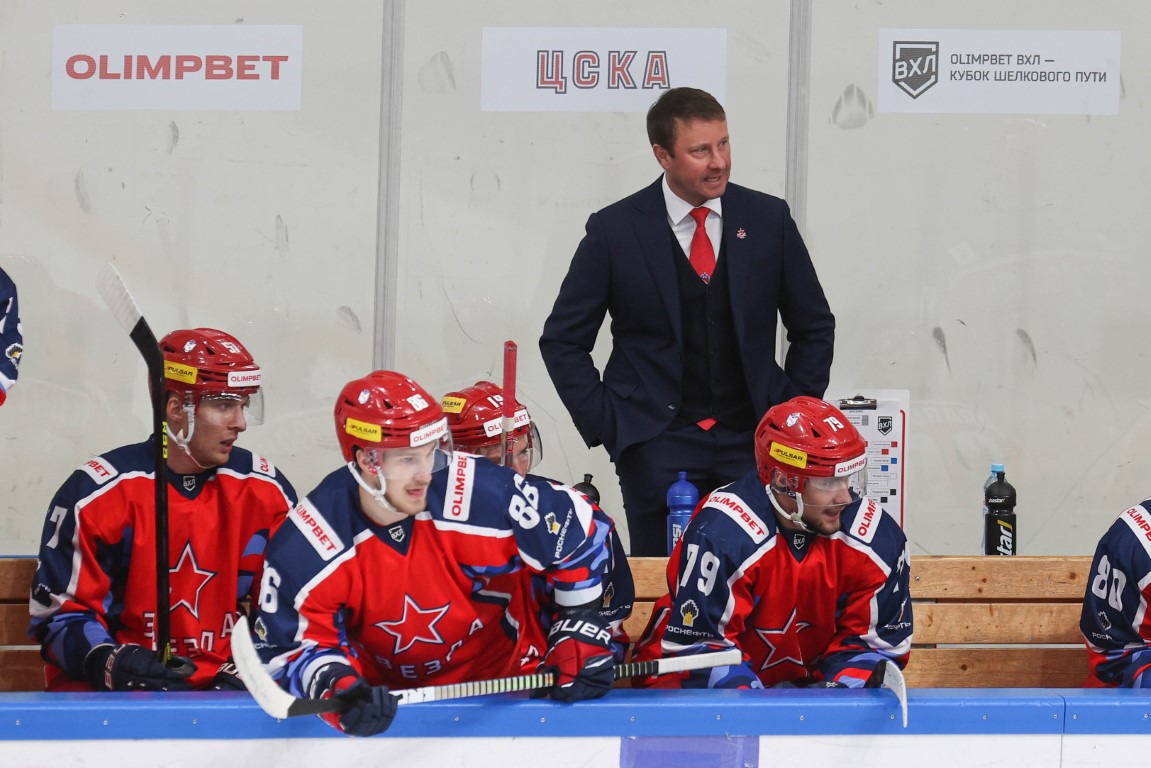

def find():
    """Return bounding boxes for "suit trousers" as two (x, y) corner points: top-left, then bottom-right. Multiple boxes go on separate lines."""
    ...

(614, 422), (756, 556)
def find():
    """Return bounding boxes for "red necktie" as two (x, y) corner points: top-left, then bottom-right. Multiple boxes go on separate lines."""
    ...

(688, 207), (716, 284)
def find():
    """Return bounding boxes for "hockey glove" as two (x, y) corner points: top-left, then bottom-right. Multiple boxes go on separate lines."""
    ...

(85, 644), (194, 692)
(209, 659), (246, 691)
(539, 608), (615, 702)
(313, 664), (398, 737)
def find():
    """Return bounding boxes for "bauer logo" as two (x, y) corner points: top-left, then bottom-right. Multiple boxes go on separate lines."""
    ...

(345, 417), (382, 443)
(892, 41), (939, 99)
(165, 361), (198, 384)
(769, 442), (808, 469)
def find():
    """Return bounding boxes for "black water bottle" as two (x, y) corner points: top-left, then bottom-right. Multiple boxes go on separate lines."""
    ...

(983, 469), (1017, 556)
(572, 473), (600, 504)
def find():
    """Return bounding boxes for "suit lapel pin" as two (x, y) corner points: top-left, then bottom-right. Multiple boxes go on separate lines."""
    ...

(737, 228), (747, 239)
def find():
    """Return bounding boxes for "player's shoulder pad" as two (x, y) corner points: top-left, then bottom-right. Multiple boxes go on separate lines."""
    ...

(72, 439), (154, 486)
(1108, 502), (1151, 563)
(435, 451), (492, 524)
(222, 445), (278, 478)
(283, 497), (347, 563)
(279, 468), (360, 563)
(76, 454), (120, 485)
(696, 486), (774, 547)
(842, 497), (905, 553)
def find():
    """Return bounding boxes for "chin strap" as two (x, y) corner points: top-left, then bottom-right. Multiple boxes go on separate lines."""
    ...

(346, 461), (399, 516)
(166, 400), (208, 471)
(767, 483), (813, 533)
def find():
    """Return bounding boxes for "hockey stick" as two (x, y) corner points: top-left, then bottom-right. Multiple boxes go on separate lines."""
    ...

(883, 660), (909, 728)
(500, 340), (517, 467)
(96, 263), (174, 666)
(865, 658), (908, 728)
(231, 614), (741, 719)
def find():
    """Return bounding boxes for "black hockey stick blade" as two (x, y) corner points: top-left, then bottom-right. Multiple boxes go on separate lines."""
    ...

(231, 614), (741, 719)
(96, 263), (173, 664)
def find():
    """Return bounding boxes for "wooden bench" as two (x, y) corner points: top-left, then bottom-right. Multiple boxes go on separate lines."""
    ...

(0, 554), (1094, 691)
(624, 555), (1094, 688)
(0, 557), (41, 691)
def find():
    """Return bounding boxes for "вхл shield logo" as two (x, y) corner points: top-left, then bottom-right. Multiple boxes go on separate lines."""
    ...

(878, 416), (893, 436)
(892, 41), (939, 99)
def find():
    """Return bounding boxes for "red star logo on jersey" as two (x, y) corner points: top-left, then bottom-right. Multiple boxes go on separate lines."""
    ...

(375, 595), (451, 654)
(753, 607), (812, 671)
(168, 541), (217, 620)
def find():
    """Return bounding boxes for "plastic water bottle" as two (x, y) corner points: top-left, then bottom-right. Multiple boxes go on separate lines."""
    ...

(980, 463), (1004, 552)
(667, 471), (699, 555)
(983, 468), (1017, 556)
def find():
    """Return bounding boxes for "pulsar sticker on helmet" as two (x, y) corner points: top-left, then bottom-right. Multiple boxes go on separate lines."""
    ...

(440, 395), (467, 414)
(165, 361), (198, 384)
(769, 442), (808, 469)
(346, 417), (382, 443)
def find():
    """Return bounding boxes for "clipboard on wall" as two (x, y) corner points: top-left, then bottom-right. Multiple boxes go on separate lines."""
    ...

(826, 389), (909, 530)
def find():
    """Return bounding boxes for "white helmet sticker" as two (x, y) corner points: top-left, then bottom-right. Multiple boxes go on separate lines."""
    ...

(410, 417), (449, 447)
(228, 369), (262, 388)
(834, 453), (867, 477)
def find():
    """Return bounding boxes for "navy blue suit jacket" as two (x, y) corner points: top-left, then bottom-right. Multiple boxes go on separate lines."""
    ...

(540, 178), (834, 462)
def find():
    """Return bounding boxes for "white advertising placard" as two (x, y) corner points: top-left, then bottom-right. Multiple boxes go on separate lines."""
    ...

(52, 25), (303, 110)
(481, 27), (726, 112)
(827, 390), (909, 529)
(878, 29), (1120, 115)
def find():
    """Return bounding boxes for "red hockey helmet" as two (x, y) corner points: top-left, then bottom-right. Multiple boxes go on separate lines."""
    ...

(755, 396), (868, 494)
(440, 380), (542, 472)
(160, 328), (263, 419)
(334, 370), (451, 464)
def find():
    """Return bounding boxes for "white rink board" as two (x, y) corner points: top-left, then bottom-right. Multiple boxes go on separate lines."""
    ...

(3, 688), (1151, 768)
(0, 734), (1092, 768)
